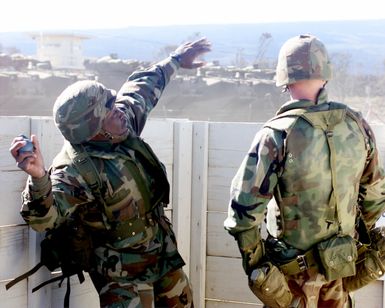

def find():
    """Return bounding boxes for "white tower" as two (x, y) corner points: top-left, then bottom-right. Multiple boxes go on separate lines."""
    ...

(30, 33), (90, 69)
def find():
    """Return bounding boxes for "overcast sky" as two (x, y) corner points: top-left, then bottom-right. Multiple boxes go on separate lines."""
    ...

(1, 0), (385, 32)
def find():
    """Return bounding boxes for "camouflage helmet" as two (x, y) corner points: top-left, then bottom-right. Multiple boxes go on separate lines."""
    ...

(53, 80), (116, 144)
(275, 34), (332, 87)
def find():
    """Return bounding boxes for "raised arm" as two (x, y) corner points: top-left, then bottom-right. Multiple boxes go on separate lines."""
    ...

(117, 38), (211, 135)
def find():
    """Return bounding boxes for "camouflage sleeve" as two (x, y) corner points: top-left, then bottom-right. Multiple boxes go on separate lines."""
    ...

(116, 57), (180, 135)
(358, 119), (385, 229)
(20, 165), (94, 232)
(224, 128), (284, 236)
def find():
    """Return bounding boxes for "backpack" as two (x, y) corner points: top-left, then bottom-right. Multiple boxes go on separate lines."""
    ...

(6, 217), (93, 307)
(264, 102), (373, 278)
(264, 102), (371, 242)
(6, 136), (169, 307)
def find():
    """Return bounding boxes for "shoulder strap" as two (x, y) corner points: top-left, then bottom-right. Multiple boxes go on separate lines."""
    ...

(65, 142), (111, 229)
(65, 142), (103, 198)
(264, 108), (306, 131)
(344, 107), (371, 155)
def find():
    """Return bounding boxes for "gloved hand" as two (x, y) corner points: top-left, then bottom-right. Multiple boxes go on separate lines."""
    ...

(171, 38), (211, 69)
(235, 227), (264, 275)
(370, 226), (385, 259)
(343, 248), (385, 291)
(343, 226), (385, 291)
(249, 262), (293, 308)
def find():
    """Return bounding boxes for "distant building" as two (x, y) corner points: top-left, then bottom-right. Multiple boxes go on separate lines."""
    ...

(30, 33), (90, 69)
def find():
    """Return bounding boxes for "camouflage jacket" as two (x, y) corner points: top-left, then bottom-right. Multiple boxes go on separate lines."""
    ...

(224, 89), (385, 250)
(20, 57), (180, 249)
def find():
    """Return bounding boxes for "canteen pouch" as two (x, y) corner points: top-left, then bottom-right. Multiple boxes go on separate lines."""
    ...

(343, 248), (385, 292)
(249, 262), (293, 308)
(317, 235), (357, 281)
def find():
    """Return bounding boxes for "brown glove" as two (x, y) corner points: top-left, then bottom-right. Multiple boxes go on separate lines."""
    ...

(343, 248), (385, 292)
(370, 226), (385, 258)
(343, 226), (385, 292)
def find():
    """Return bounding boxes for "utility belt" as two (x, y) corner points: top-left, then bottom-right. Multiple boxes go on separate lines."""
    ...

(265, 236), (318, 276)
(278, 248), (319, 276)
(266, 234), (358, 281)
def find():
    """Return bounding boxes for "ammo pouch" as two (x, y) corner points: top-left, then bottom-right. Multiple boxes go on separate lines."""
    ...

(249, 262), (293, 308)
(317, 235), (357, 281)
(106, 213), (159, 250)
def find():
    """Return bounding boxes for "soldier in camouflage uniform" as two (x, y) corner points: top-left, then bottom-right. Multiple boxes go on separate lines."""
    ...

(10, 38), (211, 307)
(224, 34), (385, 308)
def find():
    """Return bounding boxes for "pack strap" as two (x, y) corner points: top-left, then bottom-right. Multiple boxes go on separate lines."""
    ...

(32, 274), (66, 292)
(32, 272), (85, 293)
(65, 142), (103, 195)
(5, 262), (44, 290)
(59, 272), (84, 308)
(64, 277), (71, 308)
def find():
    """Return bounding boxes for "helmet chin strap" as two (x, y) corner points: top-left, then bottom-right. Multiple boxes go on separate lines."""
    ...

(101, 130), (113, 140)
(99, 128), (128, 143)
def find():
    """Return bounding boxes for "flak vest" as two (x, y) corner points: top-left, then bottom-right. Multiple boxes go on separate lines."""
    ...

(54, 135), (170, 248)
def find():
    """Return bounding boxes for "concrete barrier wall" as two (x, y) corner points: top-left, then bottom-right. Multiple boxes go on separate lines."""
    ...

(1, 116), (384, 307)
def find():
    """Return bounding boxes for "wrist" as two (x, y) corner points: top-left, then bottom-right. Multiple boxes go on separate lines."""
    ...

(29, 171), (50, 195)
(32, 169), (47, 179)
(169, 52), (182, 66)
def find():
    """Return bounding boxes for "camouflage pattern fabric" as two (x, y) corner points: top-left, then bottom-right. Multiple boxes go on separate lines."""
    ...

(21, 56), (179, 231)
(20, 57), (193, 306)
(286, 267), (351, 308)
(275, 34), (332, 87)
(224, 88), (385, 244)
(224, 88), (385, 306)
(90, 218), (192, 307)
(90, 268), (193, 308)
(53, 80), (117, 144)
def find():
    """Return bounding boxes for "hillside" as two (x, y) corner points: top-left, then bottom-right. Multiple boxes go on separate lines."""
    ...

(1, 20), (385, 124)
(1, 20), (385, 73)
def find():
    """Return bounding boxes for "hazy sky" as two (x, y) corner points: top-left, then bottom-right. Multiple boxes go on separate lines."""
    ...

(1, 0), (385, 32)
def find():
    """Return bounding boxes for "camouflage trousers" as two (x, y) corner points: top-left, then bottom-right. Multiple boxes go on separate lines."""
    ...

(89, 215), (193, 307)
(282, 267), (352, 308)
(90, 268), (193, 307)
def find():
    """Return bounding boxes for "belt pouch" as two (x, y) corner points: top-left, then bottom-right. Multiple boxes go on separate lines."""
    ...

(317, 235), (357, 281)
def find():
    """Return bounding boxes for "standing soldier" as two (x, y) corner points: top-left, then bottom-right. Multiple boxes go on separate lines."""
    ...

(10, 38), (211, 307)
(224, 34), (385, 307)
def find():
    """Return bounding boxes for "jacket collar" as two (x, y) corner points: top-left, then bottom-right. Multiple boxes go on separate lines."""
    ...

(276, 87), (329, 115)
